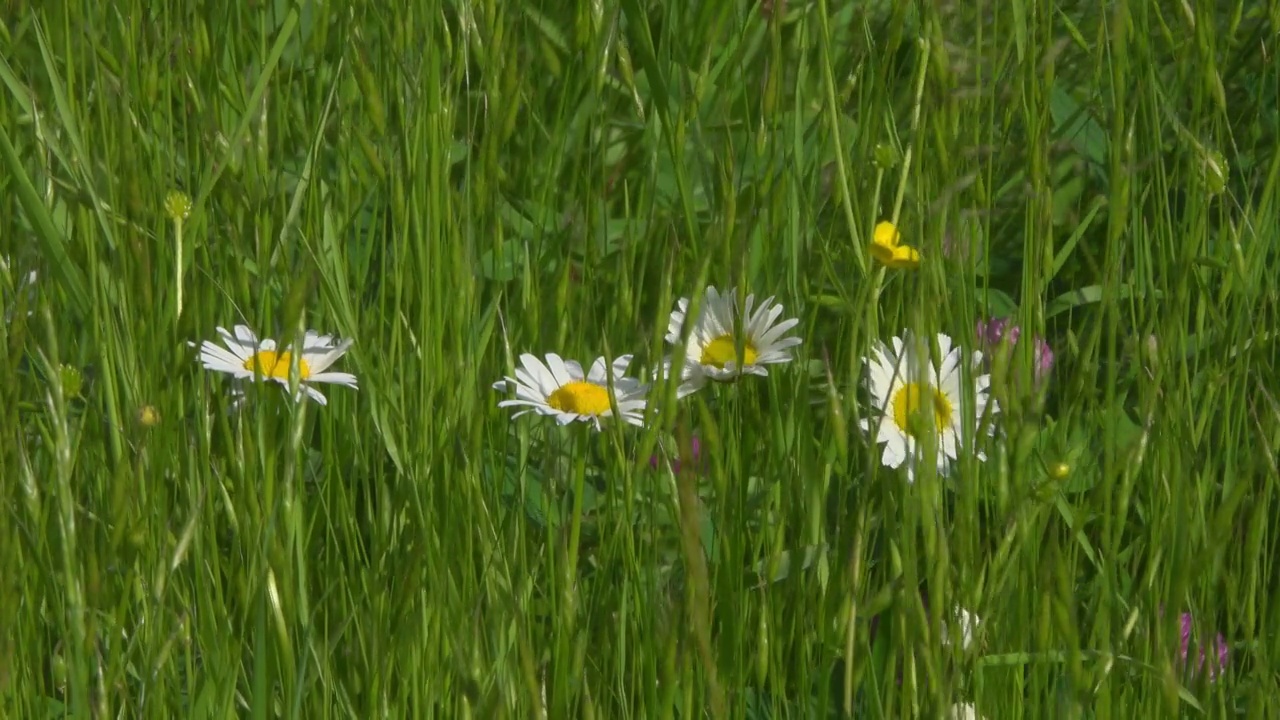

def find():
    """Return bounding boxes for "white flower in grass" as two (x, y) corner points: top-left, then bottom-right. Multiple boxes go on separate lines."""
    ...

(861, 331), (995, 482)
(942, 606), (981, 650)
(493, 352), (648, 430)
(663, 285), (802, 398)
(950, 703), (982, 720)
(198, 325), (358, 406)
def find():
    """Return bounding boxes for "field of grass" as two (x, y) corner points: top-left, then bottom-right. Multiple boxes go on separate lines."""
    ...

(2, 0), (1279, 717)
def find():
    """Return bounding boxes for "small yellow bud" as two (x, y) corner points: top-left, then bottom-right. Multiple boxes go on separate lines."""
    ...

(1049, 462), (1070, 480)
(164, 190), (192, 222)
(138, 405), (161, 428)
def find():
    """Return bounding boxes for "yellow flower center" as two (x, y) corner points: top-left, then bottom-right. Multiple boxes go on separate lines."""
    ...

(700, 334), (759, 369)
(546, 381), (613, 416)
(243, 351), (311, 381)
(891, 382), (952, 438)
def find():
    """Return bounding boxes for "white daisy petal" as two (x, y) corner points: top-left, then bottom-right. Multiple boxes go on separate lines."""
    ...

(509, 366), (535, 389)
(937, 346), (962, 387)
(666, 299), (691, 343)
(232, 325), (260, 346)
(741, 294), (759, 326)
(497, 398), (543, 411)
(975, 373), (991, 394)
(563, 358), (587, 381)
(199, 342), (252, 374)
(515, 363), (547, 393)
(303, 330), (338, 350)
(610, 354), (634, 378)
(748, 300), (781, 335)
(545, 353), (574, 387)
(705, 286), (723, 308)
(941, 430), (959, 459)
(517, 353), (549, 378)
(304, 338), (355, 375)
(758, 317), (800, 346)
(215, 327), (258, 360)
(881, 438), (907, 468)
(936, 332), (954, 363)
(876, 417), (899, 444)
(300, 384), (329, 406)
(309, 371), (358, 388)
(675, 368), (707, 399)
(584, 357), (606, 382)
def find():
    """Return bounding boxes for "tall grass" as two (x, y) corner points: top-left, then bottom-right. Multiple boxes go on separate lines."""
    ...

(2, 0), (1277, 717)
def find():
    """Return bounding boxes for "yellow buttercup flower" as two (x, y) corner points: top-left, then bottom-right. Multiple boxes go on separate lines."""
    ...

(870, 221), (920, 269)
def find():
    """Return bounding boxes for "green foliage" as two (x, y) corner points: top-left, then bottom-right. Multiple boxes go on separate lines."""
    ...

(1, 0), (1277, 717)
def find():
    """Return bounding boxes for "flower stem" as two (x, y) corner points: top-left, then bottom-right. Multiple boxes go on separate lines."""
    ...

(174, 218), (184, 319)
(565, 436), (588, 586)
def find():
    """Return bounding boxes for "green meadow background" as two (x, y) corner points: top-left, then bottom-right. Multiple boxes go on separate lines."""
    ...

(2, 0), (1278, 717)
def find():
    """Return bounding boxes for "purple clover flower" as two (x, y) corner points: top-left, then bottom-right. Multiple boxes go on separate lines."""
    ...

(975, 316), (1054, 382)
(1179, 612), (1229, 682)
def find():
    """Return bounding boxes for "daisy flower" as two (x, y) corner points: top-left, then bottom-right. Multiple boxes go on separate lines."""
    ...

(198, 325), (358, 406)
(663, 286), (802, 398)
(492, 352), (648, 430)
(870, 220), (920, 269)
(860, 330), (995, 481)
